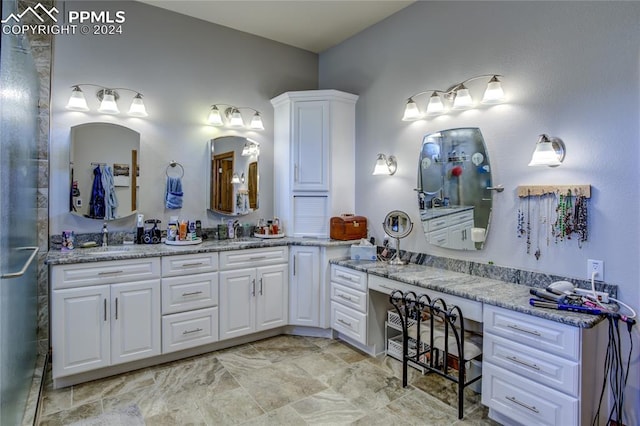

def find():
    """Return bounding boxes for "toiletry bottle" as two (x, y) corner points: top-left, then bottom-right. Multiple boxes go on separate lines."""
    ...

(179, 220), (187, 241)
(136, 214), (144, 244)
(272, 218), (280, 235)
(188, 221), (196, 240)
(102, 222), (108, 247)
(227, 219), (235, 239)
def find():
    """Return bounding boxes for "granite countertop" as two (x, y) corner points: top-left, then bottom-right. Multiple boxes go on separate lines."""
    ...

(46, 237), (356, 265)
(420, 206), (474, 220)
(331, 258), (605, 329)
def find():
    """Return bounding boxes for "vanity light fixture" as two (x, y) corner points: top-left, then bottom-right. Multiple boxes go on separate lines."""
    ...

(207, 104), (264, 130)
(372, 153), (398, 176)
(231, 173), (241, 184)
(66, 84), (148, 117)
(241, 140), (260, 156)
(402, 74), (505, 121)
(528, 134), (566, 167)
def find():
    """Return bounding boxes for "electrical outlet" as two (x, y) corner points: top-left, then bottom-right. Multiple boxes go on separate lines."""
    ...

(587, 259), (604, 280)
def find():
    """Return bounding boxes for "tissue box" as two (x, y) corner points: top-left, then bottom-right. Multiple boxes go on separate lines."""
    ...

(350, 245), (376, 261)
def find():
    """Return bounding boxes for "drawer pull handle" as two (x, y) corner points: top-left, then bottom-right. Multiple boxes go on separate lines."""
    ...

(104, 298), (107, 322)
(337, 273), (356, 282)
(182, 291), (203, 297)
(337, 318), (353, 327)
(98, 270), (123, 275)
(506, 355), (540, 371)
(182, 262), (204, 267)
(338, 294), (354, 302)
(115, 297), (118, 320)
(182, 328), (203, 335)
(435, 221), (446, 226)
(379, 284), (392, 290)
(251, 279), (256, 297)
(259, 278), (263, 295)
(505, 396), (539, 414)
(507, 324), (541, 336)
(249, 256), (267, 261)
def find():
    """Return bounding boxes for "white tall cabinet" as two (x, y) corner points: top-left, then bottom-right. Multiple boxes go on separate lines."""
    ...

(271, 90), (358, 238)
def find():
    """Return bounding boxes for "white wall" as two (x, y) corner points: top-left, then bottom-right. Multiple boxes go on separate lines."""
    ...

(50, 0), (317, 234)
(320, 1), (640, 423)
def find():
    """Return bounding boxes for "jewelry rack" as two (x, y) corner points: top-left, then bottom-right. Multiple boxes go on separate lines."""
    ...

(517, 184), (591, 198)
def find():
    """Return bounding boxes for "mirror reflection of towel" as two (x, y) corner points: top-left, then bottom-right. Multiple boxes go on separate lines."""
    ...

(165, 176), (183, 209)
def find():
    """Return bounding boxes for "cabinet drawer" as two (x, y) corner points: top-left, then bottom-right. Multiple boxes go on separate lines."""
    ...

(331, 301), (366, 344)
(161, 253), (218, 277)
(426, 217), (449, 232)
(427, 229), (449, 246)
(162, 307), (218, 353)
(330, 265), (367, 292)
(52, 258), (161, 289)
(484, 333), (580, 396)
(448, 210), (474, 226)
(484, 305), (579, 360)
(331, 282), (366, 312)
(368, 275), (483, 323)
(482, 362), (578, 426)
(161, 273), (218, 315)
(219, 247), (288, 270)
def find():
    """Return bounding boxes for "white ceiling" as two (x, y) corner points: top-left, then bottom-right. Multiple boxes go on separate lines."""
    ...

(137, 0), (415, 53)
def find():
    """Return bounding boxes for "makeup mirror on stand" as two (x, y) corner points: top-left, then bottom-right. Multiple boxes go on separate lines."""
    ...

(383, 210), (413, 265)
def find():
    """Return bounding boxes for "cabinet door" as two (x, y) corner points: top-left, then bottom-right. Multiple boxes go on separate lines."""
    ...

(289, 247), (320, 326)
(219, 269), (256, 339)
(256, 264), (288, 331)
(111, 280), (161, 365)
(292, 100), (329, 191)
(449, 220), (475, 250)
(52, 286), (110, 378)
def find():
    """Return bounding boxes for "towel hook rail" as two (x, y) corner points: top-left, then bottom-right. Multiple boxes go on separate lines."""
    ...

(166, 160), (184, 178)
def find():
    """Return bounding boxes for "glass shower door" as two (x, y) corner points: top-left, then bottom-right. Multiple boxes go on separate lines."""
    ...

(0, 1), (40, 423)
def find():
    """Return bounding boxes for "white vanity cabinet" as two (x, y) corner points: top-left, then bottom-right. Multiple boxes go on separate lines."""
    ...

(219, 247), (288, 340)
(51, 258), (161, 380)
(330, 265), (368, 345)
(160, 253), (219, 353)
(271, 90), (358, 237)
(424, 209), (475, 250)
(482, 304), (607, 426)
(290, 245), (351, 329)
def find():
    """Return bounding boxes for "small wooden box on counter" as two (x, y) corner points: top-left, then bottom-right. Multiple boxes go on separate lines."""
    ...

(330, 215), (368, 241)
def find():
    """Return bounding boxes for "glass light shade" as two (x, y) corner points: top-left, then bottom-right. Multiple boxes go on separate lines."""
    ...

(207, 106), (224, 126)
(402, 98), (421, 121)
(452, 86), (473, 110)
(128, 94), (148, 117)
(98, 91), (120, 114)
(528, 136), (562, 166)
(481, 76), (505, 104)
(66, 87), (89, 111)
(372, 153), (397, 175)
(426, 92), (445, 115)
(229, 109), (244, 127)
(242, 143), (251, 156)
(231, 173), (241, 184)
(250, 112), (264, 130)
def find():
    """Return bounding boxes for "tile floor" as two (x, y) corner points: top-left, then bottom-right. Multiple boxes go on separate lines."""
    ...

(38, 335), (499, 425)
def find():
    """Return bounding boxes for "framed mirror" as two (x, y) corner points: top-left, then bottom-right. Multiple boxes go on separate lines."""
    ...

(417, 128), (493, 250)
(383, 210), (413, 265)
(209, 136), (259, 216)
(69, 123), (139, 220)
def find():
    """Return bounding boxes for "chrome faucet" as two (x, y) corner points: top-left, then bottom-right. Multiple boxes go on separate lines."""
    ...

(102, 222), (108, 247)
(431, 197), (443, 208)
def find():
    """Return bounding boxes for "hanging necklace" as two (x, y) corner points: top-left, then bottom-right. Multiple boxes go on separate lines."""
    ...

(526, 190), (531, 254)
(517, 197), (525, 238)
(534, 195), (541, 260)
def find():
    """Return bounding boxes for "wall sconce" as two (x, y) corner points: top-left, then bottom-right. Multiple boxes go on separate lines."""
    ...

(241, 140), (260, 156)
(231, 173), (241, 184)
(207, 104), (264, 130)
(402, 74), (505, 121)
(66, 84), (148, 117)
(528, 134), (566, 167)
(372, 153), (397, 175)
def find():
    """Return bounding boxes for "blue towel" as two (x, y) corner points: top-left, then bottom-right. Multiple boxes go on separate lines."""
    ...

(165, 176), (183, 209)
(101, 165), (118, 219)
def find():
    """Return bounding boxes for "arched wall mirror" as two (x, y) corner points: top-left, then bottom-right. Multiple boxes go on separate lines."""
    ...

(417, 127), (493, 250)
(209, 136), (259, 216)
(70, 123), (140, 220)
